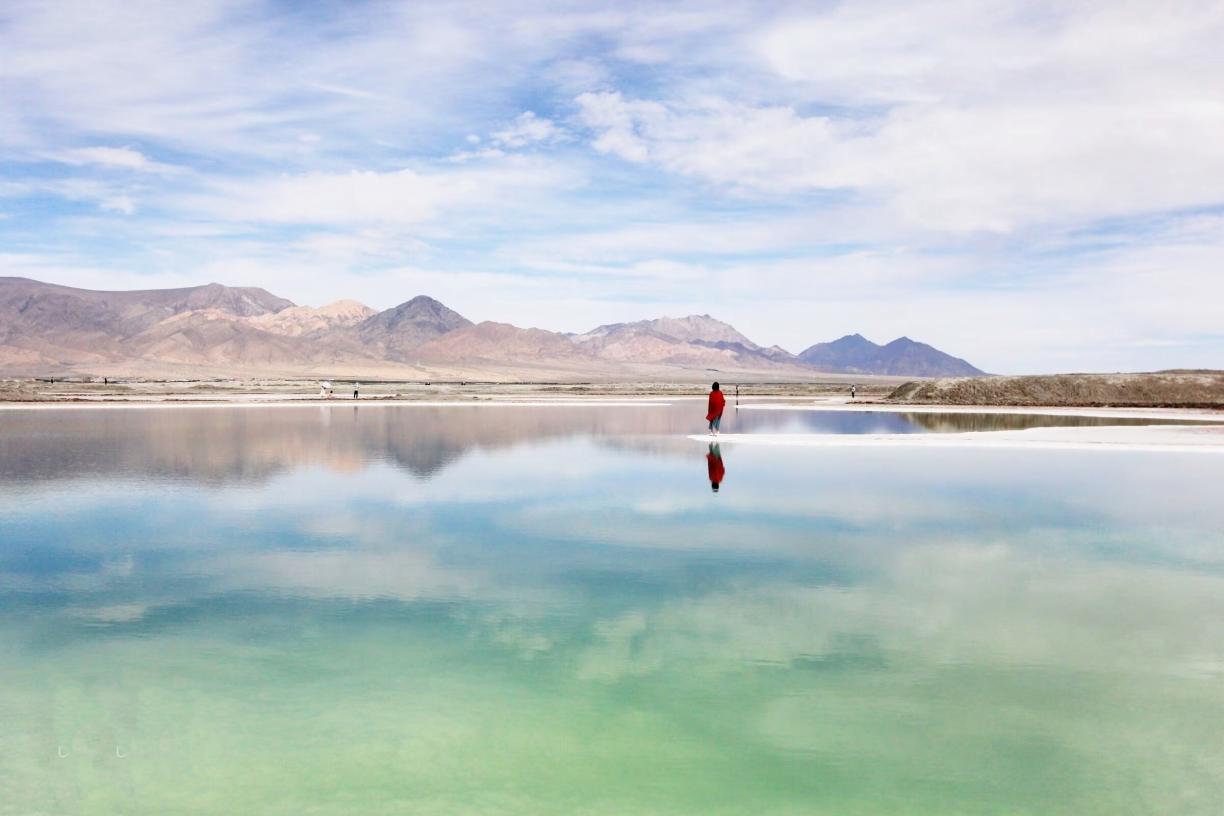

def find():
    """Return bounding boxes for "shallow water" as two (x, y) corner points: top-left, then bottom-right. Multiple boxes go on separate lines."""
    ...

(2, 405), (1222, 814)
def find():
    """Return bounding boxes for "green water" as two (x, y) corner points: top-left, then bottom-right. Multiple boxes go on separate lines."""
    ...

(1, 405), (1222, 814)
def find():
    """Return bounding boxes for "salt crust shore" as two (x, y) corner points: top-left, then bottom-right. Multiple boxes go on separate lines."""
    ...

(739, 400), (1224, 423)
(689, 425), (1224, 454)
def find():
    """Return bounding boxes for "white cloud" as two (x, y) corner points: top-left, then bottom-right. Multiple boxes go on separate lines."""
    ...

(50, 146), (176, 174)
(491, 112), (564, 148)
(100, 194), (135, 215)
(180, 155), (580, 226)
(575, 89), (1224, 233)
(571, 2), (1224, 233)
(577, 91), (858, 192)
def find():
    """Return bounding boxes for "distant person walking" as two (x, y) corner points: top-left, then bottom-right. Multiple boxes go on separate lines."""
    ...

(850, 384), (857, 400)
(353, 382), (360, 399)
(706, 381), (725, 435)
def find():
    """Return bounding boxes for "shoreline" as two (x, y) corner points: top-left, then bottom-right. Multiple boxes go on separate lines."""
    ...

(2, 393), (1222, 423)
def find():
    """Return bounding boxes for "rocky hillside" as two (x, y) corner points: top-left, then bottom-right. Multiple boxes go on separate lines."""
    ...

(888, 371), (1224, 407)
(250, 300), (376, 336)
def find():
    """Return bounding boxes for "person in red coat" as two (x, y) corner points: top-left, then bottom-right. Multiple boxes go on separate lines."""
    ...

(706, 381), (726, 435)
(706, 442), (725, 492)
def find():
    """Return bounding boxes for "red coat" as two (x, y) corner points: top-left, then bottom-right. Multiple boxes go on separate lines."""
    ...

(706, 390), (726, 421)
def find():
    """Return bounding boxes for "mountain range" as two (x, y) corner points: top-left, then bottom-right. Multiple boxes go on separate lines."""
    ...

(0, 277), (985, 379)
(797, 333), (983, 377)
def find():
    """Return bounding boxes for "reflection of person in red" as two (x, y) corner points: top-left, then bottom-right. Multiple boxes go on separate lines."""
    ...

(706, 381), (726, 435)
(706, 442), (725, 493)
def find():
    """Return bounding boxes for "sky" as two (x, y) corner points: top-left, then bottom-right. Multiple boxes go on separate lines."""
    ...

(1, 0), (1222, 374)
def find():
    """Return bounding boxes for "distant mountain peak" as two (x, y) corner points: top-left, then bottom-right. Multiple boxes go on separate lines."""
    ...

(355, 295), (473, 360)
(373, 295), (467, 323)
(181, 283), (294, 317)
(249, 299), (376, 337)
(584, 313), (758, 349)
(830, 333), (875, 345)
(799, 333), (983, 376)
(317, 299), (373, 314)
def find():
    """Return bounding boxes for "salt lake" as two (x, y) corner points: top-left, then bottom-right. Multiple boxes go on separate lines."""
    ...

(2, 403), (1222, 814)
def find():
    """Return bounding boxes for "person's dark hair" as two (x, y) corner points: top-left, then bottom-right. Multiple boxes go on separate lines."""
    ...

(711, 482), (720, 492)
(711, 382), (720, 391)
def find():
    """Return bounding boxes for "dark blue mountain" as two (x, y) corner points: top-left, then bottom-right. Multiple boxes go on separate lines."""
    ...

(798, 334), (984, 376)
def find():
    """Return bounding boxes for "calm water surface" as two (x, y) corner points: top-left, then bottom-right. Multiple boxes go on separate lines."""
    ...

(2, 404), (1222, 815)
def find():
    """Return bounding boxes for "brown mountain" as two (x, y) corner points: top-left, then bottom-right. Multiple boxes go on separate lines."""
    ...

(353, 295), (473, 361)
(576, 314), (797, 369)
(0, 277), (984, 379)
(416, 321), (596, 364)
(0, 277), (295, 369)
(250, 300), (376, 336)
(582, 314), (758, 346)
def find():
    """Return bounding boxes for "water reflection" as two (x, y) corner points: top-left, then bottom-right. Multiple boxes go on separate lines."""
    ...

(3, 408), (1223, 813)
(0, 403), (1199, 490)
(706, 442), (725, 492)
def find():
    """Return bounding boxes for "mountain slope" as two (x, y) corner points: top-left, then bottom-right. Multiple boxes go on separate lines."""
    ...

(582, 314), (759, 347)
(0, 276), (984, 380)
(416, 322), (597, 363)
(354, 295), (473, 360)
(251, 300), (376, 336)
(799, 334), (984, 376)
(576, 313), (799, 370)
(0, 277), (292, 336)
(0, 277), (295, 367)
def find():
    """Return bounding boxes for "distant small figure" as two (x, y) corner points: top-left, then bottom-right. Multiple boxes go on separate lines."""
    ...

(320, 380), (334, 399)
(353, 382), (360, 399)
(707, 442), (725, 493)
(850, 384), (857, 400)
(706, 381), (726, 435)
(103, 377), (108, 385)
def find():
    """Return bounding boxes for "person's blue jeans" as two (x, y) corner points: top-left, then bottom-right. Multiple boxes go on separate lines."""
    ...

(709, 415), (721, 432)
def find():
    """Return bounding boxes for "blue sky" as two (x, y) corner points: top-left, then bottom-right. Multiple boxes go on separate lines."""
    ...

(2, 0), (1222, 373)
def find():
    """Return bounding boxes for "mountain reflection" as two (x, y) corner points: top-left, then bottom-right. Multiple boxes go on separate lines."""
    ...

(0, 404), (703, 485)
(0, 404), (1192, 488)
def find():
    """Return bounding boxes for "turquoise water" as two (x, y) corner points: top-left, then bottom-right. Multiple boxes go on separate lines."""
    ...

(2, 404), (1222, 814)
